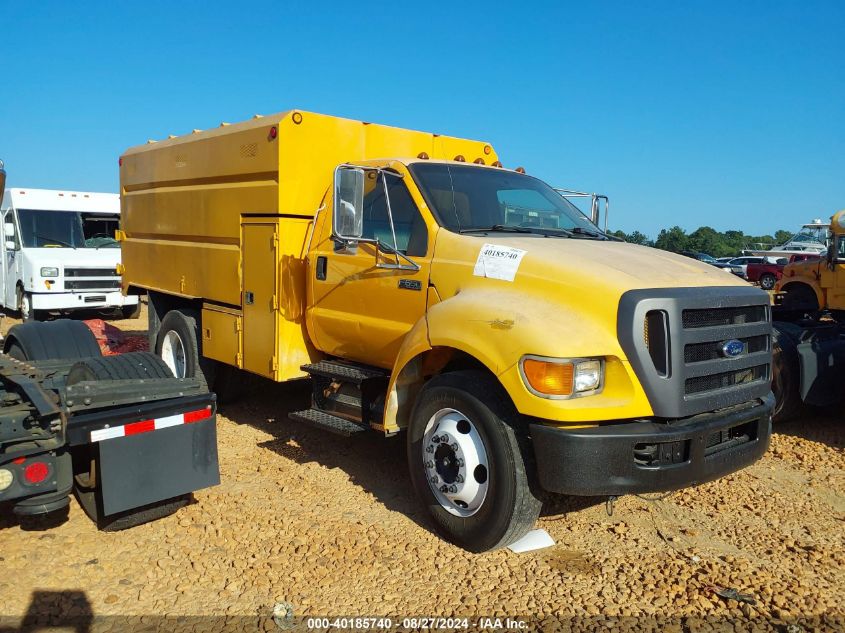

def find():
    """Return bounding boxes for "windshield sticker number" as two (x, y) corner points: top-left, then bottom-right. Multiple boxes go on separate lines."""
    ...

(473, 243), (527, 282)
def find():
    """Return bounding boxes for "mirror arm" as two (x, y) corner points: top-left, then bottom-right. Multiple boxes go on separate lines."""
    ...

(375, 242), (421, 271)
(381, 175), (401, 267)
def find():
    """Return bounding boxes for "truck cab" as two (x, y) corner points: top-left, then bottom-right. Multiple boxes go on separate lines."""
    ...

(0, 188), (139, 320)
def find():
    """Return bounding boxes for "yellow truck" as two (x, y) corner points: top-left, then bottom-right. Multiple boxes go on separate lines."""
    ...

(770, 210), (845, 421)
(119, 110), (774, 551)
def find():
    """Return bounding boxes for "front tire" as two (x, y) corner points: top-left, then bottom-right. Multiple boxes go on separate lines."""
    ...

(17, 288), (37, 322)
(407, 371), (541, 552)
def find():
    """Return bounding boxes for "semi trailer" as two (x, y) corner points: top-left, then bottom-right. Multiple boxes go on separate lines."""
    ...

(119, 111), (774, 552)
(0, 160), (219, 529)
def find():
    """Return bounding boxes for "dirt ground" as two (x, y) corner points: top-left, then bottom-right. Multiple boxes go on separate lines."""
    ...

(0, 304), (843, 632)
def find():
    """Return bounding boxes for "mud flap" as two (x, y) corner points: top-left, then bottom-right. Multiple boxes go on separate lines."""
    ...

(797, 334), (845, 407)
(97, 418), (219, 516)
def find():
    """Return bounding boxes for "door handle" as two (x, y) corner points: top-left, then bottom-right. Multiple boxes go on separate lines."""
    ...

(244, 291), (254, 305)
(316, 256), (327, 281)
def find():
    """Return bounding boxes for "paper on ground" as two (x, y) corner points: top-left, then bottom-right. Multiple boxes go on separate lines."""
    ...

(507, 528), (555, 553)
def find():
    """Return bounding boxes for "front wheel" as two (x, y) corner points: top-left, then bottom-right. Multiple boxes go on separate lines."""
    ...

(760, 273), (777, 290)
(407, 371), (541, 552)
(17, 288), (37, 322)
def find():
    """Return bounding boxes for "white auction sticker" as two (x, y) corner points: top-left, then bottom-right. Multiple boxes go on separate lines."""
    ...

(473, 243), (527, 282)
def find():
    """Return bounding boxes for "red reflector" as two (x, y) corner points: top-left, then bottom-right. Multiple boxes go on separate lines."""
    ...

(125, 419), (155, 435)
(24, 462), (49, 484)
(184, 407), (212, 423)
(118, 157), (123, 166)
(269, 126), (278, 139)
(12, 457), (25, 464)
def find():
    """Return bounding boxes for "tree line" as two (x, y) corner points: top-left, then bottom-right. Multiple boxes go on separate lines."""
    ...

(608, 226), (794, 258)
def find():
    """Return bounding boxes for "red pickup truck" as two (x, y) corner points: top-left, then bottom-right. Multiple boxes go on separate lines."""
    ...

(746, 254), (821, 289)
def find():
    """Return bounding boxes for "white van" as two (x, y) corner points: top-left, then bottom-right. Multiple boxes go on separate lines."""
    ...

(0, 188), (139, 320)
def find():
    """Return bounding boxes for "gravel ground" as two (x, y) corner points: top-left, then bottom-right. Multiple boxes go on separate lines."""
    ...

(0, 305), (843, 632)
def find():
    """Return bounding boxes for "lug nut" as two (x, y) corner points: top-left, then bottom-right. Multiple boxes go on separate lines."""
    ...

(425, 446), (434, 453)
(455, 475), (464, 483)
(432, 435), (441, 443)
(440, 485), (449, 493)
(448, 485), (458, 493)
(450, 443), (458, 451)
(457, 458), (465, 467)
(425, 461), (434, 469)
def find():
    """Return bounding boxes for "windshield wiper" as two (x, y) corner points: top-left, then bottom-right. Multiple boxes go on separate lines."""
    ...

(459, 224), (534, 234)
(35, 234), (76, 248)
(569, 227), (607, 239)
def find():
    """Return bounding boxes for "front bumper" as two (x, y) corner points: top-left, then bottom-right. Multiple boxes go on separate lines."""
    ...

(31, 290), (138, 311)
(530, 393), (773, 496)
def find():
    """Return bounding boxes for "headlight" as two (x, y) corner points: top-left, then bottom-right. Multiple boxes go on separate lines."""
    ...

(40, 267), (59, 278)
(0, 468), (12, 491)
(520, 356), (604, 398)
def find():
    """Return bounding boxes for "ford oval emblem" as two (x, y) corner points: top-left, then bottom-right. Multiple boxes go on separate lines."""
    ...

(721, 339), (745, 357)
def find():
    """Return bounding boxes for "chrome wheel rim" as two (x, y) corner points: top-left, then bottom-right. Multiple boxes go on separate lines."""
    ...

(160, 330), (187, 378)
(422, 408), (489, 517)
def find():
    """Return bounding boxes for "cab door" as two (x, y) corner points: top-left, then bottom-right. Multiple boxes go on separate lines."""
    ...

(307, 163), (433, 369)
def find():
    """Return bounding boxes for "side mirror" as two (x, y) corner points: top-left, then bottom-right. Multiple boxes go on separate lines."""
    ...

(333, 166), (365, 241)
(3, 222), (14, 238)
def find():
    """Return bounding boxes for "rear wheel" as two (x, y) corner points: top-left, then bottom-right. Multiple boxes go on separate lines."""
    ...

(407, 371), (541, 552)
(154, 309), (215, 389)
(3, 319), (102, 361)
(760, 273), (777, 290)
(66, 351), (174, 384)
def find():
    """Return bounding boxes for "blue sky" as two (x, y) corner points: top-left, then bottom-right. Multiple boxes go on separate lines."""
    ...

(2, 1), (842, 239)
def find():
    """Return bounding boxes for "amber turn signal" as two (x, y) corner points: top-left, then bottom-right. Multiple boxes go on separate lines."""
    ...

(521, 359), (574, 396)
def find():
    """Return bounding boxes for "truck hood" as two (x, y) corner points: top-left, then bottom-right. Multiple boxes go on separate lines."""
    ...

(21, 248), (122, 270)
(431, 231), (748, 298)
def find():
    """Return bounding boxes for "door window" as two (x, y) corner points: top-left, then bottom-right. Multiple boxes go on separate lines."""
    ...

(361, 173), (428, 257)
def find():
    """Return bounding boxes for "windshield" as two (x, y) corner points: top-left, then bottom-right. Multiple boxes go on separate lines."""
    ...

(408, 163), (604, 237)
(17, 210), (119, 248)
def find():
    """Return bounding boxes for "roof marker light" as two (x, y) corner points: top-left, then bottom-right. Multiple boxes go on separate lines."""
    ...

(292, 112), (303, 125)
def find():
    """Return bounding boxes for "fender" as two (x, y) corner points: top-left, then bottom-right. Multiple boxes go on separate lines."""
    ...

(383, 287), (653, 431)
